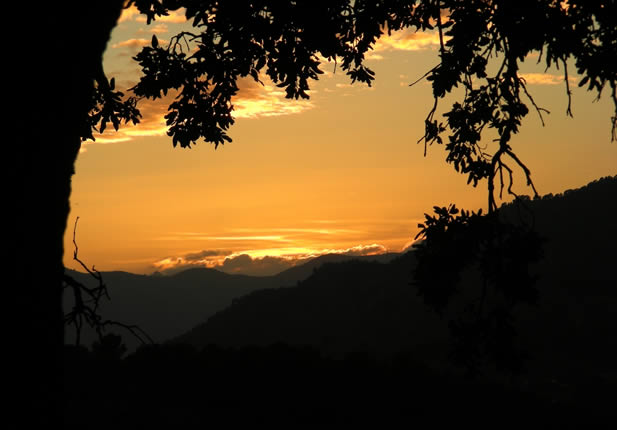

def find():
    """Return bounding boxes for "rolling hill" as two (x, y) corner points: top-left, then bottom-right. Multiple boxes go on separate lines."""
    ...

(64, 252), (401, 351)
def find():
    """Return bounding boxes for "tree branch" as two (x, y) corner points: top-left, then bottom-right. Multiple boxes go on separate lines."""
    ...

(64, 217), (154, 347)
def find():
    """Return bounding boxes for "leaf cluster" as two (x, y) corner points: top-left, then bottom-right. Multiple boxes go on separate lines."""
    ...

(419, 0), (616, 209)
(413, 204), (544, 373)
(83, 74), (142, 142)
(126, 0), (440, 148)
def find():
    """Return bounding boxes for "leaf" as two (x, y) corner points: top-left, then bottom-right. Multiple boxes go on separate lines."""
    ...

(578, 75), (589, 88)
(152, 34), (159, 48)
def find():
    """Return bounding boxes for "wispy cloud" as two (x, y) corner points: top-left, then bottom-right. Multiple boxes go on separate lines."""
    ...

(82, 75), (314, 150)
(119, 5), (140, 23)
(136, 9), (187, 24)
(152, 249), (233, 273)
(231, 227), (360, 236)
(111, 38), (154, 49)
(137, 23), (170, 34)
(218, 254), (305, 276)
(120, 7), (187, 24)
(520, 73), (577, 86)
(81, 91), (174, 150)
(154, 234), (291, 242)
(206, 235), (291, 242)
(233, 77), (314, 119)
(372, 29), (443, 54)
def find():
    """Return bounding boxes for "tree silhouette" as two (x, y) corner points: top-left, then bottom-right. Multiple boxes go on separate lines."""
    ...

(411, 205), (544, 374)
(9, 0), (616, 424)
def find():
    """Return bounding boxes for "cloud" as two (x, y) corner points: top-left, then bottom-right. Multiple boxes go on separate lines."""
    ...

(219, 254), (305, 276)
(82, 76), (314, 149)
(82, 91), (174, 149)
(151, 249), (233, 273)
(111, 38), (153, 49)
(520, 73), (577, 86)
(152, 250), (306, 276)
(337, 243), (388, 256)
(184, 249), (232, 261)
(120, 6), (187, 24)
(217, 243), (387, 276)
(232, 77), (315, 119)
(136, 9), (187, 24)
(365, 52), (384, 61)
(151, 243), (391, 276)
(119, 5), (140, 23)
(372, 29), (443, 54)
(137, 24), (170, 34)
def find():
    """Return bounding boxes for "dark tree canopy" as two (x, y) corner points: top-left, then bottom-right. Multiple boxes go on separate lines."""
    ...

(94, 0), (617, 211)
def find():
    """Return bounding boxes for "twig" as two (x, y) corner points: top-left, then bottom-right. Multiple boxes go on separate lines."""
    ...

(563, 59), (573, 117)
(436, 2), (446, 57)
(409, 64), (438, 88)
(64, 217), (154, 347)
(519, 77), (550, 126)
(417, 97), (440, 156)
(505, 149), (539, 198)
(611, 82), (617, 142)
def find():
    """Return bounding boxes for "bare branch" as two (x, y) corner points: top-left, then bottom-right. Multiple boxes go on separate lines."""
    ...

(64, 217), (154, 348)
(519, 77), (550, 127)
(417, 97), (440, 157)
(563, 59), (573, 118)
(505, 149), (539, 198)
(409, 64), (438, 88)
(611, 82), (617, 142)
(435, 2), (446, 57)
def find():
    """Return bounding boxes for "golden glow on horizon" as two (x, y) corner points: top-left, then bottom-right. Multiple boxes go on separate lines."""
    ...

(151, 243), (390, 274)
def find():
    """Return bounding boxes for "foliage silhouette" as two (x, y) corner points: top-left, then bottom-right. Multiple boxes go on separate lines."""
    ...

(124, 0), (616, 209)
(412, 205), (544, 374)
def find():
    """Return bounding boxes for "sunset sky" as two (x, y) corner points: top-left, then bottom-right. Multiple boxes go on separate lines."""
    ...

(63, 6), (616, 276)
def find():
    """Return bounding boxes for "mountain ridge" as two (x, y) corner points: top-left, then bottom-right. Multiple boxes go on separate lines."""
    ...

(171, 175), (617, 379)
(64, 252), (403, 351)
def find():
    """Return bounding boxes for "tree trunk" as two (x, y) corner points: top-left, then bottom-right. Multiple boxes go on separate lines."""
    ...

(7, 1), (124, 426)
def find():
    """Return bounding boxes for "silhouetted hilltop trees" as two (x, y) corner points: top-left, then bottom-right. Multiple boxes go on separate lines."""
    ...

(500, 175), (617, 379)
(500, 175), (616, 276)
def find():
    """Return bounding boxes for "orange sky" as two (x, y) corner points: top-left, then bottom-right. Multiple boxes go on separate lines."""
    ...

(63, 6), (617, 276)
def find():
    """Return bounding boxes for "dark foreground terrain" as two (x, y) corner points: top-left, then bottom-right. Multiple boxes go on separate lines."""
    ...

(64, 341), (615, 429)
